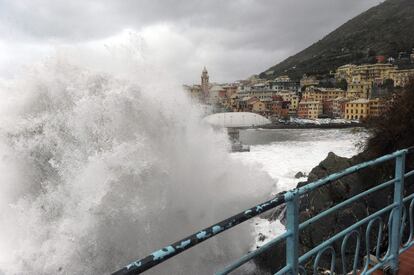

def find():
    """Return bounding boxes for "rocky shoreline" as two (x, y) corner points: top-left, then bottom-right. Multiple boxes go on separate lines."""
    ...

(254, 150), (414, 273)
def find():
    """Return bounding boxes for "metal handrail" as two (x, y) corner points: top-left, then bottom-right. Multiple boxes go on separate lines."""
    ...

(111, 192), (287, 275)
(111, 147), (414, 275)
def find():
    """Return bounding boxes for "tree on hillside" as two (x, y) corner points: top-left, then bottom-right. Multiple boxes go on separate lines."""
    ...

(336, 79), (348, 90)
(365, 78), (414, 157)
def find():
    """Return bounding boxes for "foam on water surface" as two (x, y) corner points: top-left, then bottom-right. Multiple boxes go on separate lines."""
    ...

(232, 128), (367, 249)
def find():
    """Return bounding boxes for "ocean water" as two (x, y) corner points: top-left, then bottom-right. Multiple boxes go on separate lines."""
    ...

(234, 128), (367, 191)
(231, 128), (368, 249)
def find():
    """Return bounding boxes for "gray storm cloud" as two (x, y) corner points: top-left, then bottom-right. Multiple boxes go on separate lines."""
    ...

(0, 0), (383, 82)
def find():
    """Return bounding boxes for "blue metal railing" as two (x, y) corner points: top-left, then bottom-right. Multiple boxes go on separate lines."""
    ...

(112, 147), (414, 275)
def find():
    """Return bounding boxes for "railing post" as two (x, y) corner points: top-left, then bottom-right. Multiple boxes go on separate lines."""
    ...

(390, 152), (406, 274)
(285, 191), (299, 275)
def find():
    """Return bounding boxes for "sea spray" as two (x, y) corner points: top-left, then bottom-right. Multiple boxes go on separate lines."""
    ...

(0, 54), (274, 274)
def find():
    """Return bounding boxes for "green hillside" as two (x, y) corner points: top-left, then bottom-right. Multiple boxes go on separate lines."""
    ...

(260, 0), (414, 80)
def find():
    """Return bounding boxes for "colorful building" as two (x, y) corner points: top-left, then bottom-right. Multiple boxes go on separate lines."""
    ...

(335, 64), (357, 83)
(388, 69), (414, 87)
(277, 91), (300, 114)
(345, 99), (370, 120)
(351, 63), (396, 83)
(270, 100), (290, 118)
(303, 86), (346, 102)
(347, 81), (372, 99)
(369, 98), (387, 118)
(300, 74), (320, 88)
(336, 63), (396, 84)
(297, 101), (323, 119)
(332, 97), (352, 118)
(251, 100), (268, 114)
(302, 86), (346, 115)
(274, 75), (291, 82)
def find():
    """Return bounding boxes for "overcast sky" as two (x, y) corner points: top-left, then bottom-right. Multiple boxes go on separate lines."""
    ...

(0, 0), (384, 83)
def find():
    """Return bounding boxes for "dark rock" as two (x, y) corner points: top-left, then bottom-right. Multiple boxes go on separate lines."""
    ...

(255, 151), (414, 273)
(258, 233), (267, 242)
(261, 203), (286, 223)
(294, 171), (305, 179)
(254, 236), (286, 274)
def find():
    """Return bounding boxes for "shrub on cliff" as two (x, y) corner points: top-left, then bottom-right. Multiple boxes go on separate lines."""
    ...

(366, 79), (414, 157)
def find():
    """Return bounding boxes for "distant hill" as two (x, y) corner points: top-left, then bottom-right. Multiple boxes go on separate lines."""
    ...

(260, 0), (414, 80)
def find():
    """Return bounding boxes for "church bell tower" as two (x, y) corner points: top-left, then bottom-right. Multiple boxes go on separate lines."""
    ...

(201, 66), (209, 99)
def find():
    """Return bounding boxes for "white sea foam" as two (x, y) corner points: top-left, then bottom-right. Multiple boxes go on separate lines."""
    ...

(232, 128), (367, 248)
(0, 41), (275, 274)
(233, 128), (367, 191)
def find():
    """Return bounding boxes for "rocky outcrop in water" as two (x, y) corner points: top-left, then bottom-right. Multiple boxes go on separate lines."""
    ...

(294, 171), (306, 179)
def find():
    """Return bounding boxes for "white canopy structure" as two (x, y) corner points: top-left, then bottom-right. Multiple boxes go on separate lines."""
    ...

(203, 112), (271, 128)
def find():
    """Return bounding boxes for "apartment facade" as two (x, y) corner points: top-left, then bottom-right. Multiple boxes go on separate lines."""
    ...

(344, 99), (370, 120)
(297, 101), (323, 119)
